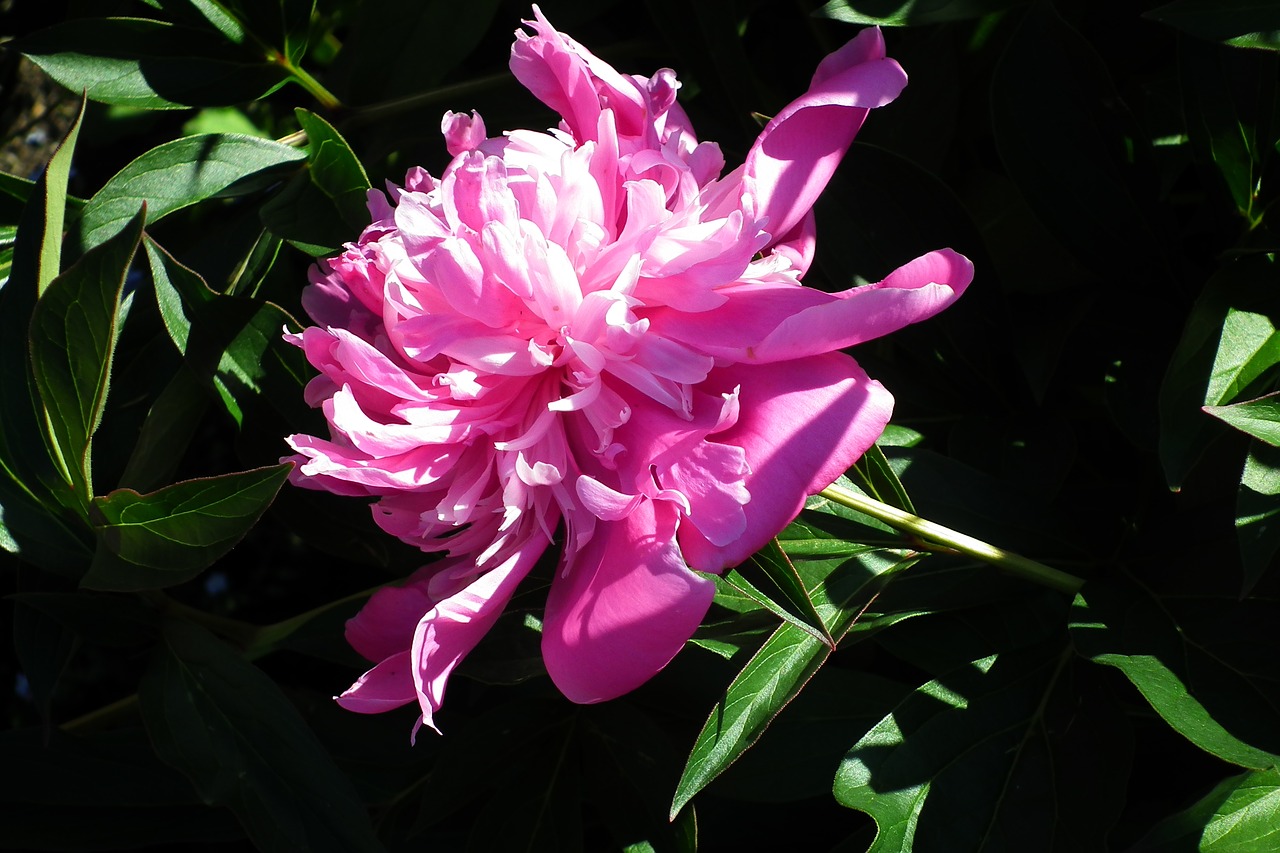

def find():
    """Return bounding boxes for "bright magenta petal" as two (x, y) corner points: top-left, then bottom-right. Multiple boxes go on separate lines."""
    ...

(679, 352), (894, 572)
(543, 499), (715, 703)
(746, 27), (907, 243)
(750, 248), (973, 363)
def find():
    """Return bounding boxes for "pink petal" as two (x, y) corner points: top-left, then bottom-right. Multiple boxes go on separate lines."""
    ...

(336, 650), (418, 714)
(345, 562), (454, 662)
(543, 499), (714, 703)
(745, 27), (907, 244)
(645, 248), (972, 364)
(411, 540), (546, 732)
(750, 248), (973, 363)
(678, 352), (894, 572)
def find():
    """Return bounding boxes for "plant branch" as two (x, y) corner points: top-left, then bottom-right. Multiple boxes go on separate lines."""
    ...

(817, 484), (1085, 595)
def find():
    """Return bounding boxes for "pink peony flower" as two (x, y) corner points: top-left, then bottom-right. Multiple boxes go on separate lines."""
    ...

(285, 6), (972, 733)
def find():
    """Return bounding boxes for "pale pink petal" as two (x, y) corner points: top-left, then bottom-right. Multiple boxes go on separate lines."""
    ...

(542, 499), (715, 703)
(678, 352), (894, 572)
(411, 540), (546, 732)
(745, 27), (907, 244)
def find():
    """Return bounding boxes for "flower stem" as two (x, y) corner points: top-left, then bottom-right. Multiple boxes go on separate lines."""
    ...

(817, 483), (1085, 595)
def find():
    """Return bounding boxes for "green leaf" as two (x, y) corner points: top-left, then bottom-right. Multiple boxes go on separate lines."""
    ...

(0, 99), (87, 514)
(0, 727), (243, 849)
(1207, 391), (1280, 445)
(728, 537), (833, 646)
(1237, 441), (1280, 596)
(16, 17), (289, 109)
(76, 133), (307, 252)
(12, 599), (78, 716)
(1179, 36), (1274, 220)
(296, 108), (372, 228)
(1147, 0), (1280, 45)
(1160, 257), (1279, 489)
(850, 443), (916, 513)
(1134, 767), (1280, 852)
(990, 3), (1165, 281)
(0, 472), (93, 575)
(139, 618), (383, 852)
(117, 367), (212, 493)
(81, 462), (291, 591)
(670, 552), (918, 817)
(817, 0), (1029, 26)
(834, 647), (1129, 852)
(328, 0), (501, 102)
(8, 590), (159, 648)
(1070, 580), (1280, 770)
(29, 206), (145, 501)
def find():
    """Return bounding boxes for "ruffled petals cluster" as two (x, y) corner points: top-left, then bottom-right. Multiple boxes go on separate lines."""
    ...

(285, 6), (972, 732)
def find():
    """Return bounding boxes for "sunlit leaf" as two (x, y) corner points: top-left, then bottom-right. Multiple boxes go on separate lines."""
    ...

(139, 618), (383, 851)
(834, 647), (1129, 852)
(17, 17), (289, 109)
(1206, 391), (1280, 446)
(1147, 0), (1280, 46)
(76, 133), (306, 251)
(1160, 257), (1278, 489)
(1070, 581), (1280, 770)
(671, 552), (917, 817)
(817, 0), (1029, 26)
(80, 463), (290, 590)
(1237, 441), (1280, 596)
(1133, 767), (1280, 852)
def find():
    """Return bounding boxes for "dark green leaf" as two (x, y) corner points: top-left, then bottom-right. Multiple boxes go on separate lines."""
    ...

(12, 599), (78, 715)
(77, 133), (307, 252)
(117, 367), (212, 493)
(329, 0), (501, 102)
(1148, 0), (1280, 45)
(1133, 767), (1280, 852)
(81, 463), (291, 591)
(834, 647), (1129, 852)
(1161, 257), (1280, 489)
(817, 0), (1029, 27)
(139, 618), (384, 852)
(671, 553), (916, 817)
(29, 206), (145, 501)
(1179, 37), (1274, 219)
(1207, 391), (1280, 445)
(467, 716), (583, 853)
(1237, 440), (1280, 596)
(991, 3), (1165, 281)
(1, 100), (86, 513)
(8, 590), (159, 648)
(711, 667), (909, 803)
(0, 473), (93, 575)
(146, 237), (309, 427)
(17, 17), (289, 109)
(0, 727), (243, 849)
(1070, 580), (1280, 769)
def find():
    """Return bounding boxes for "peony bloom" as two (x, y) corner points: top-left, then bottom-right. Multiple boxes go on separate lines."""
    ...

(285, 6), (971, 733)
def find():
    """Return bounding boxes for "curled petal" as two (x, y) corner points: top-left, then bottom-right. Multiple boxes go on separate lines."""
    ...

(543, 499), (714, 703)
(745, 27), (907, 244)
(411, 540), (547, 732)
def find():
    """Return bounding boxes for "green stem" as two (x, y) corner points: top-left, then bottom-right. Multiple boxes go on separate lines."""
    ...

(817, 483), (1085, 595)
(269, 50), (342, 111)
